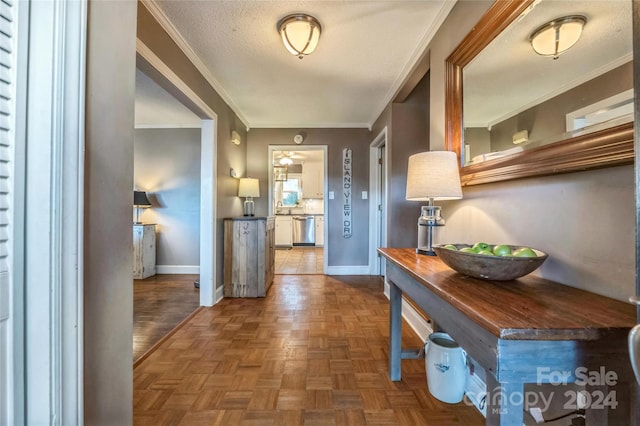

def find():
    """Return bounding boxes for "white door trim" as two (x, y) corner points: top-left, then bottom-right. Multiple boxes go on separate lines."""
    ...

(136, 39), (218, 307)
(22, 0), (87, 423)
(369, 127), (388, 275)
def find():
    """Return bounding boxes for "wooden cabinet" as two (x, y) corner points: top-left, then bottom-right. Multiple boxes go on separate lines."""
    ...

(302, 162), (323, 198)
(133, 224), (156, 279)
(315, 215), (324, 246)
(224, 217), (275, 297)
(275, 215), (293, 247)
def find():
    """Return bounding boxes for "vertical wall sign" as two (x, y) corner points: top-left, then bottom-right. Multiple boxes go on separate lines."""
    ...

(343, 148), (352, 238)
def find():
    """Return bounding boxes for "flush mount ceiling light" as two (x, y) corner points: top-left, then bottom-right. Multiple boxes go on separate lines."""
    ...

(277, 13), (321, 59)
(530, 15), (587, 60)
(279, 156), (293, 165)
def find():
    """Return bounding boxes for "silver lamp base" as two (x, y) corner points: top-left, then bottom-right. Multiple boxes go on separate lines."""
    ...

(243, 198), (255, 216)
(416, 204), (445, 256)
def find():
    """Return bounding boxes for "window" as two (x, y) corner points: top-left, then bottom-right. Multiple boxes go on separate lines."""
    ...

(282, 177), (300, 206)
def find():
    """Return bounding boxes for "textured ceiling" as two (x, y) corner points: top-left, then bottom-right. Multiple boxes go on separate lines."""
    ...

(136, 0), (631, 130)
(138, 0), (455, 129)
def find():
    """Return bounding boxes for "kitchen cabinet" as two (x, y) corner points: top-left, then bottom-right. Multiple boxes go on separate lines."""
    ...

(302, 162), (323, 198)
(223, 217), (275, 297)
(315, 215), (324, 247)
(275, 215), (293, 247)
(133, 224), (156, 279)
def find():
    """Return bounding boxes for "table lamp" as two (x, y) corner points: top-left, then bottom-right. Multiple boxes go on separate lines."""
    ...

(133, 191), (152, 224)
(238, 178), (260, 216)
(405, 151), (462, 255)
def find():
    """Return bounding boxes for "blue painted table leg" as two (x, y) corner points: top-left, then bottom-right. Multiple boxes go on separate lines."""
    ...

(389, 280), (402, 381)
(485, 374), (524, 426)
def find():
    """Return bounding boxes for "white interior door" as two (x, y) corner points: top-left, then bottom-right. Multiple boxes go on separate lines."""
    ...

(0, 0), (21, 423)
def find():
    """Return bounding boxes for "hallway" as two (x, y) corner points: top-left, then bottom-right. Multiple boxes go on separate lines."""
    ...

(132, 274), (483, 425)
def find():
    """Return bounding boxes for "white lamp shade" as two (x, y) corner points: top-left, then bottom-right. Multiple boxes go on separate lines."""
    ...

(405, 151), (463, 201)
(530, 16), (586, 58)
(238, 178), (260, 198)
(278, 14), (321, 57)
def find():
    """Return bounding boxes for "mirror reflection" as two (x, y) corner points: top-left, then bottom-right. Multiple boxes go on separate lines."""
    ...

(462, 0), (632, 166)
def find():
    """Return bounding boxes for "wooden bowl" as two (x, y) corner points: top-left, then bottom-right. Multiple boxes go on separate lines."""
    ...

(432, 244), (548, 281)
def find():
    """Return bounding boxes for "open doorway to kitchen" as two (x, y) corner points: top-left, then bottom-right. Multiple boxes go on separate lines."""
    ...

(269, 145), (328, 275)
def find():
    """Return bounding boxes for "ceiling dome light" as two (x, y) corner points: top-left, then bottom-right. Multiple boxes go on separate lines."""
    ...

(279, 156), (293, 165)
(277, 13), (321, 59)
(530, 15), (586, 60)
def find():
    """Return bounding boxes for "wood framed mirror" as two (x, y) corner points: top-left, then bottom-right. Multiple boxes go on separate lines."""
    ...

(445, 0), (634, 186)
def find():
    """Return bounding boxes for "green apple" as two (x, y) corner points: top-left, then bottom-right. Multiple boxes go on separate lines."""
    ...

(513, 247), (536, 257)
(493, 244), (512, 257)
(477, 249), (495, 256)
(443, 244), (458, 251)
(472, 242), (490, 252)
(459, 247), (476, 254)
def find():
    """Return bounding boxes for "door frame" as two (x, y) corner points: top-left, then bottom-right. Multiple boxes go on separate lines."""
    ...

(369, 127), (388, 275)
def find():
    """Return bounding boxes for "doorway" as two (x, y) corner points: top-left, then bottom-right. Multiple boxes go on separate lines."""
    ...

(133, 68), (203, 362)
(269, 145), (328, 274)
(137, 42), (218, 307)
(369, 127), (388, 275)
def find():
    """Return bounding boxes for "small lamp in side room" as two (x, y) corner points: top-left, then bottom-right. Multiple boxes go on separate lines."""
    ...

(238, 178), (260, 216)
(405, 151), (462, 255)
(133, 191), (152, 224)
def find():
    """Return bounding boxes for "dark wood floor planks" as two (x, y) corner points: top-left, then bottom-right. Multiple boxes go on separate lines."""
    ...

(133, 274), (201, 363)
(133, 274), (484, 425)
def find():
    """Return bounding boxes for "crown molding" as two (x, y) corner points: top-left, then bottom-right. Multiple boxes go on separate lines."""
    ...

(137, 39), (218, 121)
(251, 121), (370, 129)
(135, 124), (202, 129)
(140, 0), (250, 129)
(369, 0), (456, 126)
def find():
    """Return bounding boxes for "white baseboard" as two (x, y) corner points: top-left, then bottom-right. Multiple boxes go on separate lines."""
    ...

(156, 265), (200, 274)
(325, 265), (371, 275)
(465, 372), (487, 418)
(214, 285), (224, 304)
(383, 279), (432, 342)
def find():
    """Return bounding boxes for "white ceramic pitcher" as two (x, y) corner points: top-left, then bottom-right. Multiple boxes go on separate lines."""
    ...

(425, 332), (467, 404)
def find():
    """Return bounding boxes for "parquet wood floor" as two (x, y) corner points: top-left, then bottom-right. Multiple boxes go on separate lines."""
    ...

(133, 274), (484, 425)
(134, 274), (201, 363)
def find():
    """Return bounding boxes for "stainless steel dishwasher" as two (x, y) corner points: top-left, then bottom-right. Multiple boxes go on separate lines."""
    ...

(292, 216), (315, 246)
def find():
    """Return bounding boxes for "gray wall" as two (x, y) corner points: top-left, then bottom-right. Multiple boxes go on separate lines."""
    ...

(371, 71), (431, 249)
(134, 128), (201, 268)
(247, 128), (371, 267)
(84, 0), (136, 423)
(426, 0), (634, 301)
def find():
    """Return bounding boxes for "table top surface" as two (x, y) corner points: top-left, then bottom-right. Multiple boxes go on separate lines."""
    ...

(379, 248), (636, 340)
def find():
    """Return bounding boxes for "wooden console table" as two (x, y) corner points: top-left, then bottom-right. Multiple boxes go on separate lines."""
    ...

(378, 248), (636, 426)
